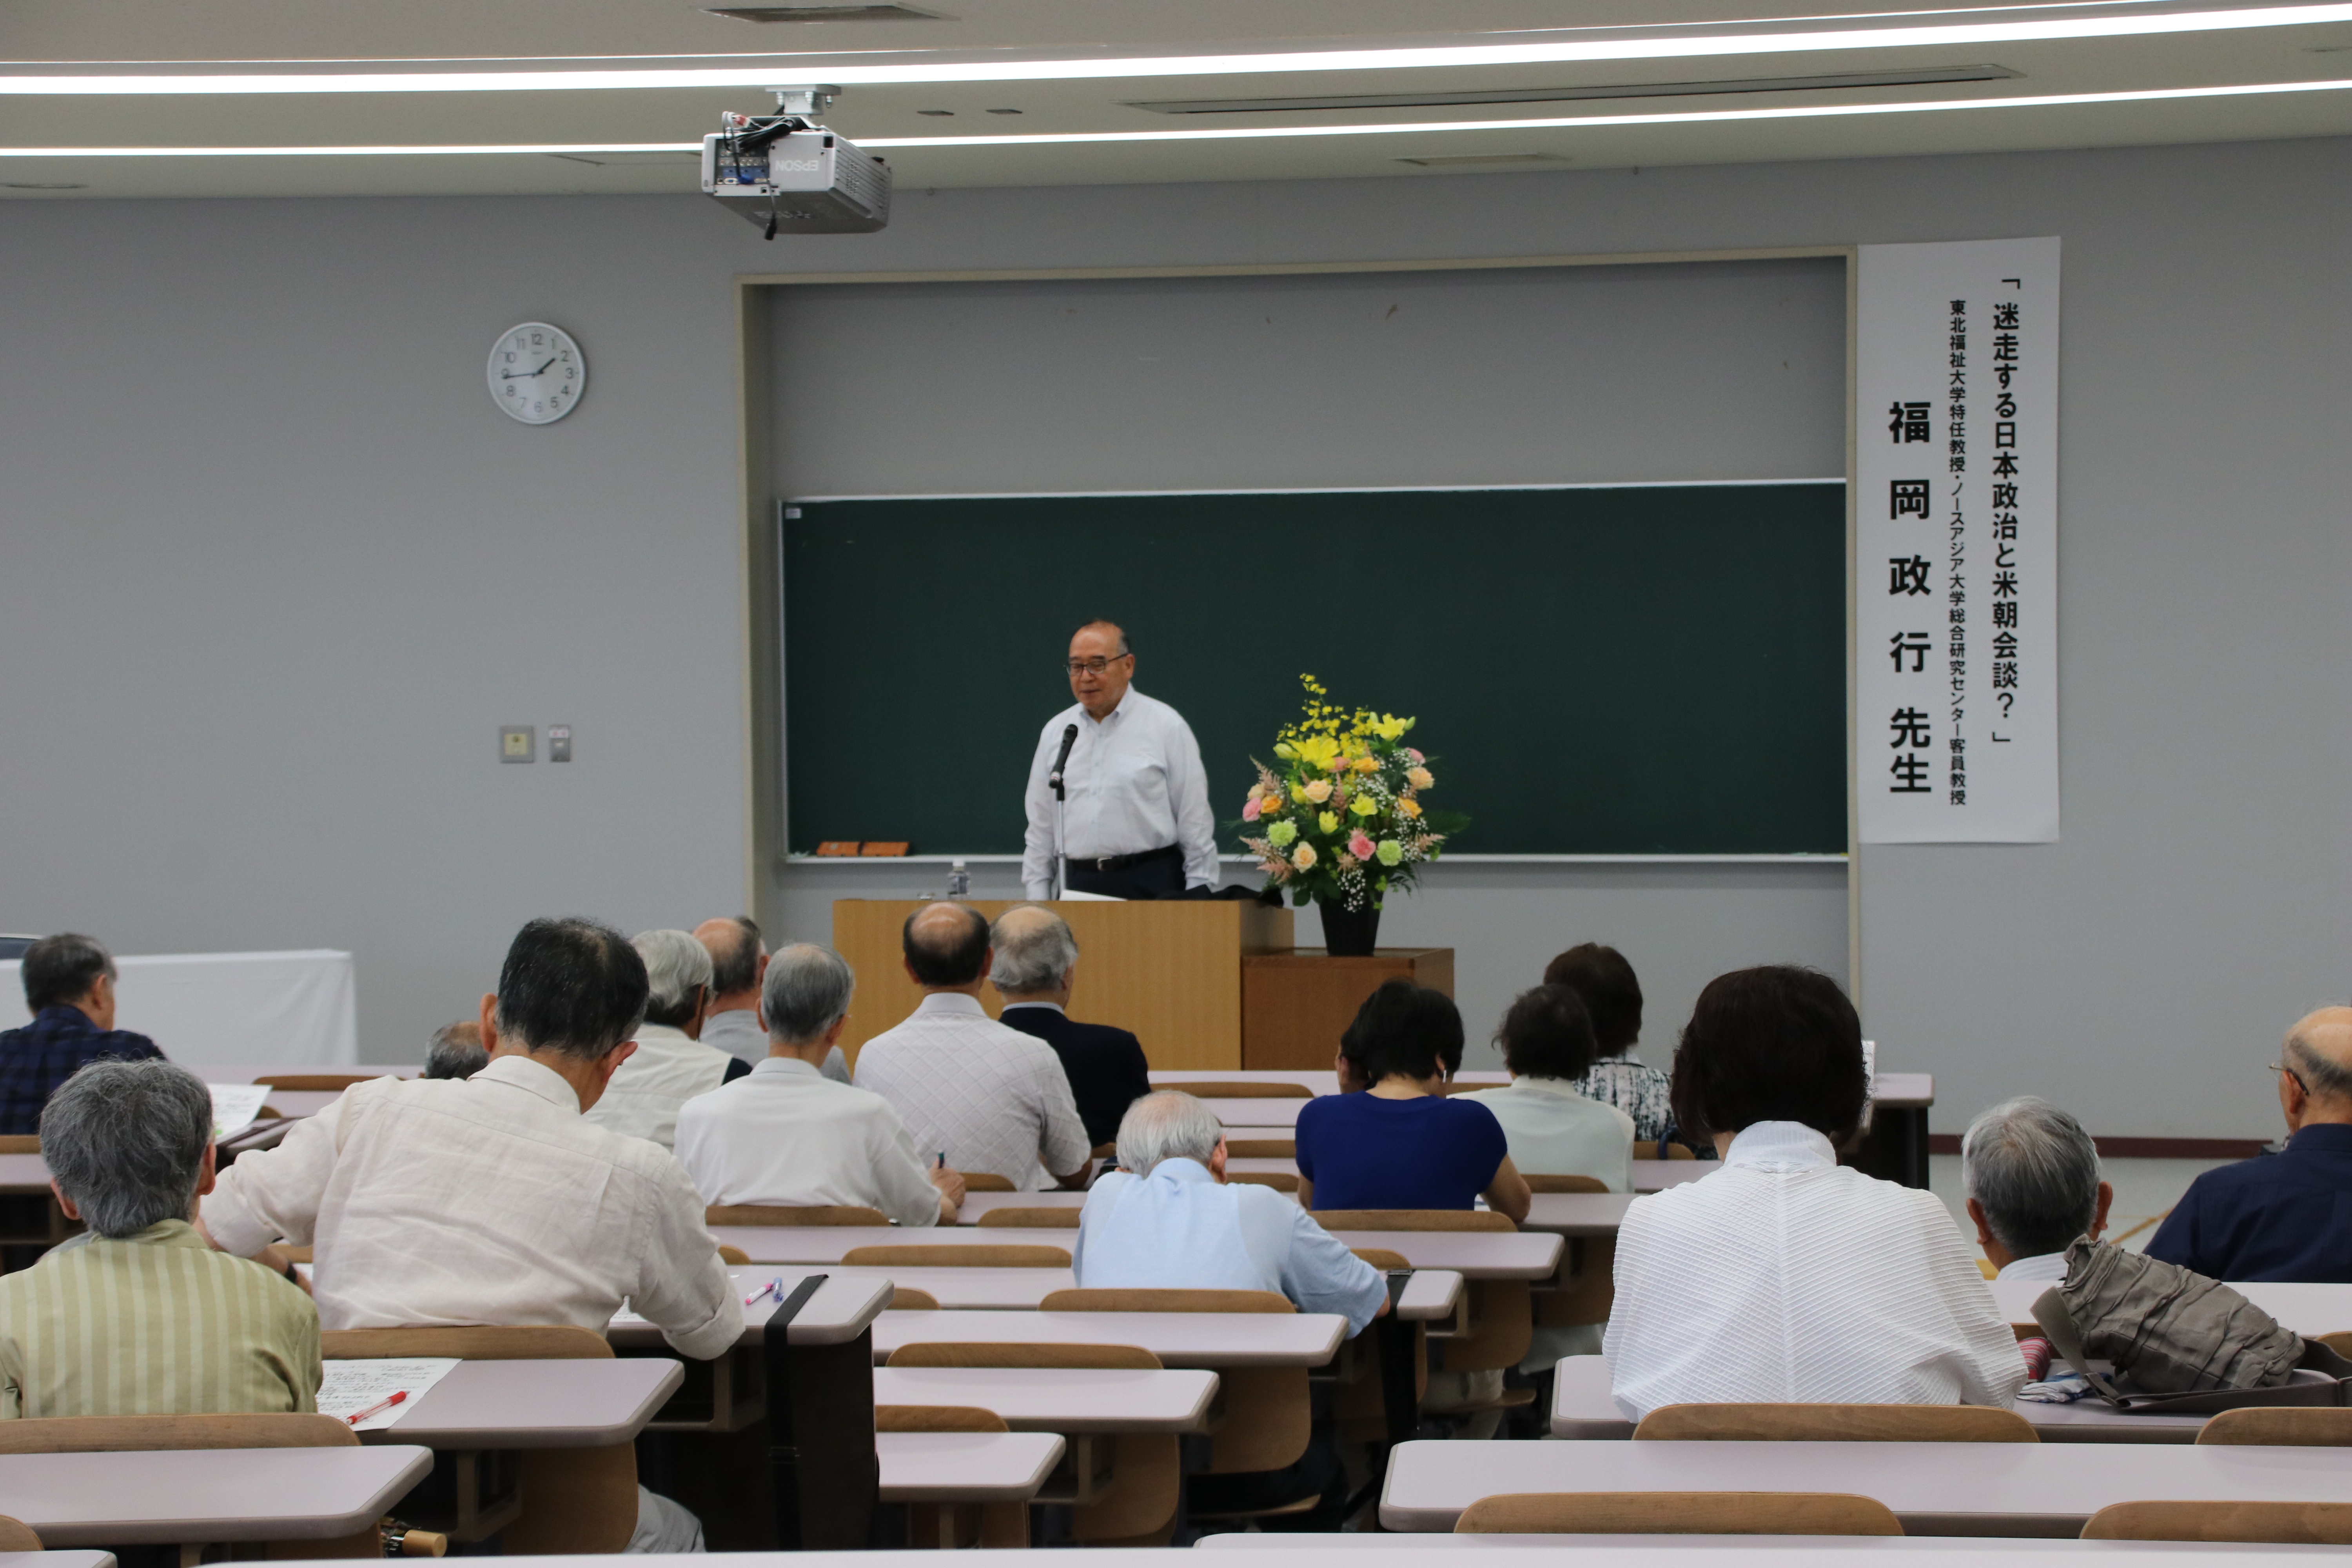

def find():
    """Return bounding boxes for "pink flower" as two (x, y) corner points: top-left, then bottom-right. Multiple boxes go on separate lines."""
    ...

(1242, 798), (1263, 822)
(1348, 831), (1375, 861)
(1406, 748), (1425, 765)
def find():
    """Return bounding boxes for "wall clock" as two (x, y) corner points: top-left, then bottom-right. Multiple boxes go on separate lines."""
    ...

(488, 322), (585, 424)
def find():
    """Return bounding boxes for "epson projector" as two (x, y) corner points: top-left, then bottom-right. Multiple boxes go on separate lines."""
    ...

(703, 90), (891, 237)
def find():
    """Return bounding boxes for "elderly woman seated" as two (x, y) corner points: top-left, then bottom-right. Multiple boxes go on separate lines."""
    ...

(1603, 965), (2022, 1421)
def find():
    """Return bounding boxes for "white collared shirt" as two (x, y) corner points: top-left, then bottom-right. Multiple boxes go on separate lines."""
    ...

(1021, 686), (1218, 897)
(675, 1056), (942, 1227)
(1603, 1120), (2023, 1421)
(203, 1055), (741, 1359)
(582, 1022), (736, 1151)
(701, 1009), (850, 1083)
(1996, 1251), (2071, 1282)
(1453, 1077), (1636, 1192)
(853, 993), (1092, 1191)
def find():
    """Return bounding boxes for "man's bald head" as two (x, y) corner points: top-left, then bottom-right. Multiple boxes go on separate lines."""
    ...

(991, 904), (1078, 997)
(2284, 1007), (2352, 1107)
(903, 901), (991, 989)
(694, 916), (764, 1004)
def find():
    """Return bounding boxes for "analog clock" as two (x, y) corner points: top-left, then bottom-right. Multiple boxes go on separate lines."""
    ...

(487, 322), (585, 424)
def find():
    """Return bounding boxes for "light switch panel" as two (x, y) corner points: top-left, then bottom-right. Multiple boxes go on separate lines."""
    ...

(500, 726), (535, 763)
(548, 725), (572, 762)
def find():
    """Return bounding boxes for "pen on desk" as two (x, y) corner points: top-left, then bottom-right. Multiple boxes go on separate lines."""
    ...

(936, 1152), (945, 1169)
(744, 1276), (783, 1307)
(345, 1390), (407, 1426)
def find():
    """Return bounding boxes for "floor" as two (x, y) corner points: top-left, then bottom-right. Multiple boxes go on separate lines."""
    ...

(1926, 1152), (2237, 1260)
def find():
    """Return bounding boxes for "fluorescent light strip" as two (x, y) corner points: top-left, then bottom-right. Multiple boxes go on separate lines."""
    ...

(4, 3), (2352, 92)
(4, 73), (2350, 157)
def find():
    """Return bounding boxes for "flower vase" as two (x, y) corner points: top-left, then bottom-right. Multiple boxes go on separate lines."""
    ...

(1317, 898), (1382, 958)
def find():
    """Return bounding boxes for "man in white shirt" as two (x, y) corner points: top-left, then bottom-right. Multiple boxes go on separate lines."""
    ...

(584, 929), (745, 1150)
(1960, 1095), (2113, 1282)
(200, 918), (740, 1553)
(1021, 619), (1217, 900)
(677, 943), (966, 1225)
(693, 916), (850, 1084)
(854, 903), (1092, 1191)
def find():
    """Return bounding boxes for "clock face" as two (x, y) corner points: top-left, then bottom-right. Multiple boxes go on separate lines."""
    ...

(488, 322), (585, 424)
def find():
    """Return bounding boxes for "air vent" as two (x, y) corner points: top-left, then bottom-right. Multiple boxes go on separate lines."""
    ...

(1396, 152), (1570, 169)
(703, 4), (950, 20)
(1129, 64), (2018, 116)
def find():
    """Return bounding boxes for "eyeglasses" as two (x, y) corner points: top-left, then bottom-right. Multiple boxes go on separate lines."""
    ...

(1063, 655), (1131, 676)
(2270, 1062), (2309, 1096)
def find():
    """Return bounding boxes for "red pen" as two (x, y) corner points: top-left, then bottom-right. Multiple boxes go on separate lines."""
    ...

(345, 1390), (408, 1426)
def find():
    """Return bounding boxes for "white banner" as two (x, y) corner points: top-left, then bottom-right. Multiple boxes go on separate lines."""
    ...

(1857, 238), (2060, 843)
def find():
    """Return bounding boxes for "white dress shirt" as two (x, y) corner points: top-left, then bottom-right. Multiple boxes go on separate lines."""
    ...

(1021, 687), (1217, 898)
(701, 1008), (851, 1082)
(1996, 1251), (2071, 1282)
(1454, 1078), (1636, 1191)
(581, 1022), (735, 1151)
(675, 1056), (942, 1227)
(1604, 1120), (2023, 1422)
(203, 1055), (741, 1359)
(853, 993), (1092, 1191)
(1074, 1158), (1388, 1335)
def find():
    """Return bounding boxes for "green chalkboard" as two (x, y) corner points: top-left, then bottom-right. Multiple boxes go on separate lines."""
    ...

(782, 485), (1846, 856)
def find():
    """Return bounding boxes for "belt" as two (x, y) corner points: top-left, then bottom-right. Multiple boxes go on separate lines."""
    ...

(1067, 844), (1182, 873)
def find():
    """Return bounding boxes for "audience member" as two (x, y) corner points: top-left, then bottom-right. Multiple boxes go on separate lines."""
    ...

(990, 906), (1150, 1149)
(1456, 985), (1635, 1192)
(0, 934), (163, 1136)
(583, 929), (747, 1150)
(1296, 979), (1530, 1221)
(1604, 965), (2020, 1421)
(854, 903), (1091, 1192)
(0, 1060), (318, 1417)
(200, 917), (739, 1552)
(693, 916), (850, 1083)
(1961, 1096), (2112, 1281)
(422, 1020), (487, 1081)
(676, 944), (964, 1225)
(2146, 1006), (2352, 1281)
(1545, 943), (1691, 1151)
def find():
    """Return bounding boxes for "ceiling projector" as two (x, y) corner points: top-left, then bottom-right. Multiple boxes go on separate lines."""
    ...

(703, 86), (892, 238)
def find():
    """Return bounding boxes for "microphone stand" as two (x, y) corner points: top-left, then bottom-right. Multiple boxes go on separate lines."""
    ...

(1050, 769), (1067, 901)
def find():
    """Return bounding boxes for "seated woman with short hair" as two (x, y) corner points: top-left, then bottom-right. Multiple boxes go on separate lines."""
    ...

(1603, 966), (2020, 1421)
(1457, 985), (1636, 1194)
(1294, 979), (1531, 1222)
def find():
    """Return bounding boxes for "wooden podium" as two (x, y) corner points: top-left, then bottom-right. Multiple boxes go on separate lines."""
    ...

(831, 900), (1293, 1071)
(1241, 948), (1455, 1071)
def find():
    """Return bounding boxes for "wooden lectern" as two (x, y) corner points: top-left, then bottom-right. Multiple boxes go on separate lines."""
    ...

(1241, 948), (1455, 1072)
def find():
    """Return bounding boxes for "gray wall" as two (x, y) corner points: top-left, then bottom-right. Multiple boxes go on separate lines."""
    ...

(4, 136), (2343, 1132)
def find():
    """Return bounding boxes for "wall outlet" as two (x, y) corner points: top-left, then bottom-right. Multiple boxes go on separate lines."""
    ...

(548, 725), (572, 762)
(500, 726), (535, 763)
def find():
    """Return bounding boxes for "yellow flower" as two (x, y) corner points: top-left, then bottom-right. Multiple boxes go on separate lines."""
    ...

(1272, 741), (1296, 760)
(1352, 755), (1379, 774)
(1399, 798), (1423, 819)
(1291, 843), (1318, 871)
(1407, 766), (1435, 791)
(1318, 811), (1340, 835)
(1290, 784), (1310, 806)
(1258, 793), (1284, 814)
(1349, 795), (1378, 818)
(1290, 735), (1342, 772)
(1370, 713), (1413, 741)
(1302, 779), (1333, 804)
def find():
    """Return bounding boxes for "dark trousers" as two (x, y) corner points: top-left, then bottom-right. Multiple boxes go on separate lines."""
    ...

(1064, 850), (1185, 900)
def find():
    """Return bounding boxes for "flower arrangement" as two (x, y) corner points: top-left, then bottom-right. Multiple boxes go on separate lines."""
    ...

(1236, 675), (1462, 912)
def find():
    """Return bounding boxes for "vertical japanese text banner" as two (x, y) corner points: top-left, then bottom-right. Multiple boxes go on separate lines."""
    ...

(1857, 237), (2059, 843)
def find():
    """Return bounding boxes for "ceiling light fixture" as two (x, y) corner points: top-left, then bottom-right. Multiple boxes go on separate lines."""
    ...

(2, 4), (2352, 93)
(1130, 65), (2021, 114)
(702, 4), (951, 19)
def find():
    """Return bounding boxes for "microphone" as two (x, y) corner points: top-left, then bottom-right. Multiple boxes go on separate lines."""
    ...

(1048, 723), (1079, 800)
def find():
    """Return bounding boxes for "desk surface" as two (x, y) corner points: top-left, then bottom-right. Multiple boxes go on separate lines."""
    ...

(956, 1192), (1087, 1223)
(604, 1267), (893, 1348)
(1991, 1279), (2352, 1338)
(350, 1356), (682, 1449)
(1150, 1069), (1936, 1111)
(1519, 1194), (1636, 1238)
(1197, 1541), (2352, 1561)
(0, 1555), (115, 1568)
(874, 1431), (1064, 1504)
(0, 1154), (48, 1195)
(0, 1446), (433, 1547)
(871, 1308), (1346, 1368)
(1325, 1230), (1563, 1279)
(1199, 1098), (1302, 1129)
(717, 1227), (1070, 1267)
(1379, 1438), (2352, 1535)
(874, 1366), (1218, 1433)
(838, 1265), (1074, 1310)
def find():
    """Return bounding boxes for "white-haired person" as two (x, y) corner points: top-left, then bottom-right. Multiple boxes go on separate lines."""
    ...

(1962, 1096), (2112, 1281)
(583, 928), (748, 1150)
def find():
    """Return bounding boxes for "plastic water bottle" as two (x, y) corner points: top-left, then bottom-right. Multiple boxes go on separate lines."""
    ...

(947, 859), (970, 898)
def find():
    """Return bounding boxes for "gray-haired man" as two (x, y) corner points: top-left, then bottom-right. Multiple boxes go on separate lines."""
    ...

(0, 1059), (319, 1417)
(1960, 1096), (2113, 1281)
(584, 929), (748, 1150)
(693, 916), (851, 1083)
(674, 944), (965, 1226)
(991, 905), (1151, 1149)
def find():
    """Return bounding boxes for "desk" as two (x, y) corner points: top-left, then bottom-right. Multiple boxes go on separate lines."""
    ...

(1858, 1071), (1936, 1189)
(0, 1446), (432, 1547)
(1519, 1194), (1635, 1238)
(1198, 1541), (2352, 1560)
(1632, 1160), (1715, 1191)
(874, 1432), (1064, 1504)
(0, 1156), (49, 1196)
(1992, 1279), (2352, 1338)
(1200, 1098), (1304, 1130)
(836, 1266), (1074, 1310)
(1325, 1230), (1563, 1280)
(1396, 1271), (1467, 1322)
(717, 1227), (1068, 1265)
(871, 1310), (1347, 1369)
(1379, 1438), (2352, 1535)
(350, 1357), (682, 1449)
(0, 1555), (114, 1568)
(873, 1367), (1218, 1434)
(955, 1192), (1088, 1223)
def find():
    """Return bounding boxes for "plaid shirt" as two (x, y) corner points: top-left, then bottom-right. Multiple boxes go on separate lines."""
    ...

(0, 1007), (164, 1136)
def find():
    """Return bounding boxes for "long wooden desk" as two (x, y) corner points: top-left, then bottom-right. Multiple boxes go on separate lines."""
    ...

(1325, 1230), (1563, 1280)
(0, 1446), (434, 1547)
(955, 1192), (1087, 1223)
(871, 1309), (1347, 1368)
(1519, 1194), (1635, 1238)
(0, 1554), (114, 1568)
(718, 1228), (1070, 1265)
(1992, 1279), (2352, 1338)
(348, 1357), (682, 1448)
(0, 1155), (49, 1196)
(873, 1367), (1218, 1434)
(832, 1264), (1460, 1319)
(1379, 1438), (2352, 1535)
(1196, 1541), (2352, 1559)
(606, 1267), (893, 1349)
(1225, 1157), (1714, 1193)
(874, 1432), (1064, 1504)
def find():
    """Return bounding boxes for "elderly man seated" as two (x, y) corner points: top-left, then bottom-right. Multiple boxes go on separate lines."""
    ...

(693, 916), (851, 1083)
(0, 933), (164, 1136)
(2148, 1006), (2352, 1281)
(584, 929), (748, 1150)
(0, 1059), (319, 1417)
(1960, 1096), (2112, 1281)
(423, 1020), (488, 1080)
(676, 944), (966, 1225)
(991, 905), (1151, 1150)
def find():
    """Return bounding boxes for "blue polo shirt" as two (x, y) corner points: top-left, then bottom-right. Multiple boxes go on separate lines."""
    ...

(1294, 1091), (1508, 1212)
(2143, 1123), (2352, 1282)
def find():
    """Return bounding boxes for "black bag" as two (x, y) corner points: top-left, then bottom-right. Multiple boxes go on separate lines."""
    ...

(2030, 1238), (2352, 1414)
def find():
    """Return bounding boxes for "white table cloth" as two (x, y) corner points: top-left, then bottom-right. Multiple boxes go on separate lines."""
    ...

(0, 950), (356, 1068)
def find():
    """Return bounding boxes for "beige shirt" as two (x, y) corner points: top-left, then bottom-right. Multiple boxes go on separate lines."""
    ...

(0, 1220), (319, 1419)
(853, 994), (1091, 1191)
(1454, 1078), (1636, 1191)
(583, 1022), (737, 1151)
(205, 1055), (741, 1359)
(676, 1057), (942, 1226)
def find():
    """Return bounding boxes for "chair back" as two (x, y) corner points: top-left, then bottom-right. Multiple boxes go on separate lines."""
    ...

(2199, 1407), (2352, 1445)
(322, 1324), (613, 1360)
(0, 1517), (40, 1552)
(253, 1073), (384, 1092)
(1312, 1209), (1516, 1232)
(1456, 1492), (1903, 1535)
(1522, 1173), (1610, 1194)
(1351, 1248), (1411, 1270)
(0, 1413), (358, 1453)
(962, 1174), (1017, 1192)
(890, 1287), (942, 1310)
(877, 1405), (1008, 1432)
(717, 1243), (752, 1265)
(976, 1207), (1081, 1229)
(887, 1342), (1161, 1369)
(2082, 1501), (2352, 1544)
(707, 1203), (887, 1227)
(1226, 1138), (1294, 1158)
(1040, 1287), (1307, 1477)
(843, 1244), (1070, 1268)
(1041, 1288), (1293, 1314)
(1635, 1403), (2036, 1443)
(0, 1136), (37, 1155)
(2313, 1330), (2352, 1357)
(1230, 1171), (1299, 1192)
(1167, 1082), (1310, 1098)
(1632, 1141), (1697, 1161)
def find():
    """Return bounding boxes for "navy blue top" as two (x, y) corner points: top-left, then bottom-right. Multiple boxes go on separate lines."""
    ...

(0, 1006), (165, 1136)
(1294, 1091), (1509, 1211)
(998, 1005), (1151, 1149)
(2144, 1123), (2352, 1282)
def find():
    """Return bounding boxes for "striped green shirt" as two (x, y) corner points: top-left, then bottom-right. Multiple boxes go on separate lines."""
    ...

(0, 1219), (320, 1419)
